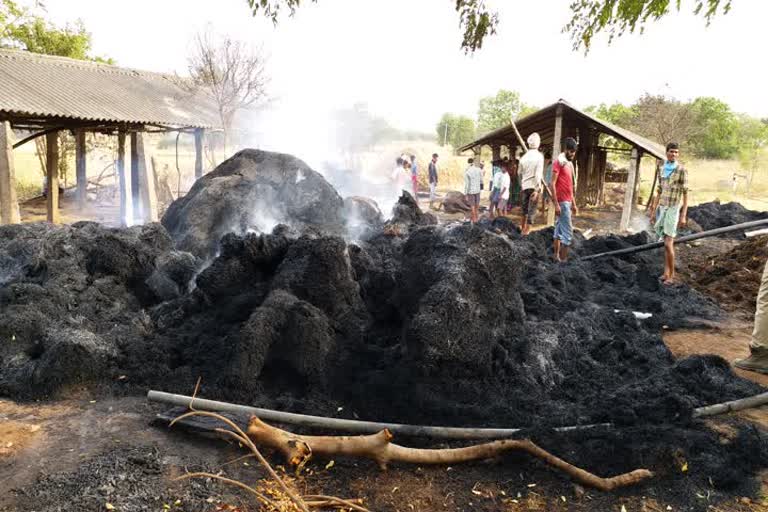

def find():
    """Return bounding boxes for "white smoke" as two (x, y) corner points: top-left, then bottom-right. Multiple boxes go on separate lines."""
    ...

(235, 102), (411, 223)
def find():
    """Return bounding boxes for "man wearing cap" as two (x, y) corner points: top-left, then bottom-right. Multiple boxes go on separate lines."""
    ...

(518, 132), (545, 235)
(551, 138), (579, 262)
(464, 157), (482, 224)
(648, 142), (689, 284)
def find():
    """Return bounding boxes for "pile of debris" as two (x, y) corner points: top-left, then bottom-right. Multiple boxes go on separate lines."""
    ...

(688, 201), (768, 239)
(1, 150), (766, 504)
(686, 235), (768, 312)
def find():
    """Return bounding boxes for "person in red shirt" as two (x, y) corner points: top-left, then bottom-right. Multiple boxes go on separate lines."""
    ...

(550, 137), (579, 262)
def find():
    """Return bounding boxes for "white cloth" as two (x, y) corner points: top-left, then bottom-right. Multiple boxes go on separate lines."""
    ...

(492, 171), (503, 190)
(519, 149), (544, 191)
(392, 166), (408, 193)
(464, 165), (483, 195)
(500, 172), (511, 200)
(527, 132), (541, 150)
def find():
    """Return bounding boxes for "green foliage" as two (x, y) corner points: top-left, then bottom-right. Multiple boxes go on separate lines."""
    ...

(436, 113), (476, 151)
(585, 102), (637, 126)
(0, 0), (113, 62)
(737, 115), (768, 176)
(689, 96), (739, 158)
(245, 0), (735, 53)
(566, 0), (732, 51)
(246, 0), (498, 53)
(477, 90), (534, 134)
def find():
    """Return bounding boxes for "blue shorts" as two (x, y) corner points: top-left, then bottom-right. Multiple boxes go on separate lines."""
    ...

(553, 201), (573, 246)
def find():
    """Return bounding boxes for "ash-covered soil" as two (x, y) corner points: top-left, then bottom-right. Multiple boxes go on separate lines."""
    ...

(688, 201), (768, 238)
(1, 149), (768, 509)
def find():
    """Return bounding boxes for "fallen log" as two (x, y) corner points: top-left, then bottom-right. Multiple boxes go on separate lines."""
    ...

(245, 415), (654, 491)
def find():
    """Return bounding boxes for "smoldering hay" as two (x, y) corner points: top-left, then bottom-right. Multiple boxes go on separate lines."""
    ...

(0, 149), (767, 500)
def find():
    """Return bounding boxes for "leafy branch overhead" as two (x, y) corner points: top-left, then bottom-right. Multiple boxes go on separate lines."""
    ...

(566, 0), (733, 51)
(245, 0), (734, 53)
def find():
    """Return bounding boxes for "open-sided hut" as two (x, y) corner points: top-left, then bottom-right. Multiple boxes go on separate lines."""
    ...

(459, 99), (666, 231)
(0, 48), (220, 226)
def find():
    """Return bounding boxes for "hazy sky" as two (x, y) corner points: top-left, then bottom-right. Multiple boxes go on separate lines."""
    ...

(36, 0), (768, 132)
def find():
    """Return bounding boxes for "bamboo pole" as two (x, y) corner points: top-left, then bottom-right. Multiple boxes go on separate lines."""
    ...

(148, 391), (609, 440)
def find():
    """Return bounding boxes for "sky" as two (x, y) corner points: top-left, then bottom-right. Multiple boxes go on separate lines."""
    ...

(34, 0), (768, 133)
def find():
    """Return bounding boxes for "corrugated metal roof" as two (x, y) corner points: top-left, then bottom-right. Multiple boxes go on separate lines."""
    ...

(459, 99), (666, 160)
(0, 48), (221, 128)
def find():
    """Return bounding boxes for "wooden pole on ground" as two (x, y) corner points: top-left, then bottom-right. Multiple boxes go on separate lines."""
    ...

(45, 131), (59, 224)
(75, 129), (87, 211)
(0, 121), (20, 224)
(194, 128), (204, 179)
(117, 129), (129, 226)
(619, 147), (640, 232)
(547, 105), (564, 226)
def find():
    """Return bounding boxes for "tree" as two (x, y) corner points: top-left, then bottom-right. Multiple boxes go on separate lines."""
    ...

(245, 0), (734, 53)
(1, 1), (112, 62)
(476, 90), (535, 135)
(585, 102), (637, 127)
(627, 93), (694, 148)
(736, 115), (768, 190)
(687, 97), (739, 159)
(567, 0), (733, 51)
(436, 113), (476, 151)
(1, 0), (113, 185)
(187, 29), (269, 154)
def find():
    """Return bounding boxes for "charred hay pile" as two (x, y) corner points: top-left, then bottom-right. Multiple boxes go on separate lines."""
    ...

(688, 201), (768, 239)
(1, 149), (767, 502)
(686, 234), (768, 312)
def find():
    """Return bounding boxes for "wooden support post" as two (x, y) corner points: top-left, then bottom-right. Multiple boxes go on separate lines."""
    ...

(45, 131), (59, 224)
(194, 128), (204, 179)
(117, 129), (130, 226)
(632, 152), (643, 206)
(134, 132), (158, 223)
(491, 144), (501, 162)
(0, 121), (20, 224)
(130, 132), (140, 223)
(75, 129), (87, 211)
(619, 147), (640, 232)
(547, 106), (564, 226)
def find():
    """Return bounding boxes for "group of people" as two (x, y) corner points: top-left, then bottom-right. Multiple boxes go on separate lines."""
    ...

(392, 152), (441, 207)
(463, 132), (580, 261)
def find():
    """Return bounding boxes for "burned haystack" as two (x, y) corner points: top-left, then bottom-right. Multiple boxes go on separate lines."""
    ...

(162, 149), (346, 258)
(1, 150), (767, 504)
(688, 201), (768, 238)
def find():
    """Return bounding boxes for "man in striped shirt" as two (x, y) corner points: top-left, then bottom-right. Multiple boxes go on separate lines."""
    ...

(648, 142), (689, 285)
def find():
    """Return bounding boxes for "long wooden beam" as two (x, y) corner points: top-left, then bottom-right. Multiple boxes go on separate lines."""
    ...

(0, 121), (20, 224)
(75, 129), (87, 210)
(45, 131), (59, 224)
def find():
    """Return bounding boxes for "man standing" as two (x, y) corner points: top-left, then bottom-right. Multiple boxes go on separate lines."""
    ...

(464, 157), (482, 224)
(551, 138), (578, 262)
(497, 163), (511, 218)
(648, 142), (689, 284)
(428, 153), (439, 209)
(735, 260), (768, 373)
(410, 155), (419, 198)
(518, 133), (544, 235)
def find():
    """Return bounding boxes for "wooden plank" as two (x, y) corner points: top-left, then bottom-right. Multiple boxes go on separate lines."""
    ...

(619, 147), (640, 232)
(75, 129), (87, 210)
(117, 129), (129, 226)
(45, 131), (59, 224)
(194, 128), (204, 179)
(547, 105), (563, 226)
(0, 121), (20, 224)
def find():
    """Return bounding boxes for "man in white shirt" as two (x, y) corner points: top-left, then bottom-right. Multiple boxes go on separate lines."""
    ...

(497, 165), (511, 216)
(518, 132), (544, 235)
(463, 157), (483, 224)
